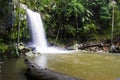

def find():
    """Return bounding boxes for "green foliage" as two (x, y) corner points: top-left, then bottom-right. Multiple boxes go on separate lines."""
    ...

(0, 43), (8, 54)
(0, 0), (29, 58)
(114, 7), (120, 36)
(100, 7), (111, 21)
(83, 23), (96, 33)
(0, 0), (120, 58)
(8, 44), (20, 58)
(18, 0), (120, 42)
(0, 43), (19, 58)
(64, 24), (76, 36)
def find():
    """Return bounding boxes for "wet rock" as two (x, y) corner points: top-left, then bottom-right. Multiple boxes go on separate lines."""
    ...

(18, 43), (41, 56)
(66, 43), (81, 50)
(109, 44), (120, 53)
(73, 43), (80, 50)
(28, 46), (36, 51)
(18, 43), (30, 52)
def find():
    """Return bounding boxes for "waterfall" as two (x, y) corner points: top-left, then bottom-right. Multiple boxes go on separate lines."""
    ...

(27, 9), (48, 50)
(27, 9), (73, 54)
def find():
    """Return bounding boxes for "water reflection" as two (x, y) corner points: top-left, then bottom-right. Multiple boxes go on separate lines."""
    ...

(31, 53), (120, 80)
(1, 58), (27, 80)
(33, 55), (47, 68)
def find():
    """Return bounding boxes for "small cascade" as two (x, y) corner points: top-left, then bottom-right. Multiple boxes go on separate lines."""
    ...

(27, 9), (48, 49)
(27, 9), (73, 54)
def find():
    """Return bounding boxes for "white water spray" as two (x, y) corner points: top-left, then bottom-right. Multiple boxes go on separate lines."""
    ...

(27, 9), (73, 54)
(27, 9), (47, 48)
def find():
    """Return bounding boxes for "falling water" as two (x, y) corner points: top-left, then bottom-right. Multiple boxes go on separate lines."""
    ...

(27, 9), (48, 50)
(27, 9), (73, 54)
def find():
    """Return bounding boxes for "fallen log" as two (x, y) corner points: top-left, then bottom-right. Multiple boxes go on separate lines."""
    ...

(79, 43), (106, 49)
(24, 59), (83, 80)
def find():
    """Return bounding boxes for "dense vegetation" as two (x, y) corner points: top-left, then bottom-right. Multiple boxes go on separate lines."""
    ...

(0, 0), (120, 58)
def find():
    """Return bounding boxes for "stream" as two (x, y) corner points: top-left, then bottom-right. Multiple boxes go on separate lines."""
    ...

(1, 52), (120, 80)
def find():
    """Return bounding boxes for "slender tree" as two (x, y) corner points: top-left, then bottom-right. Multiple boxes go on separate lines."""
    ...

(109, 0), (116, 44)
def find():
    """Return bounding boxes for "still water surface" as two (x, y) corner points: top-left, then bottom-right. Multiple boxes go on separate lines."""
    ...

(32, 53), (120, 80)
(1, 52), (120, 80)
(1, 58), (27, 80)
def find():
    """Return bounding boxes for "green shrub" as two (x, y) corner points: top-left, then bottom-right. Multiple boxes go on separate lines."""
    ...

(0, 43), (20, 58)
(0, 43), (8, 58)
